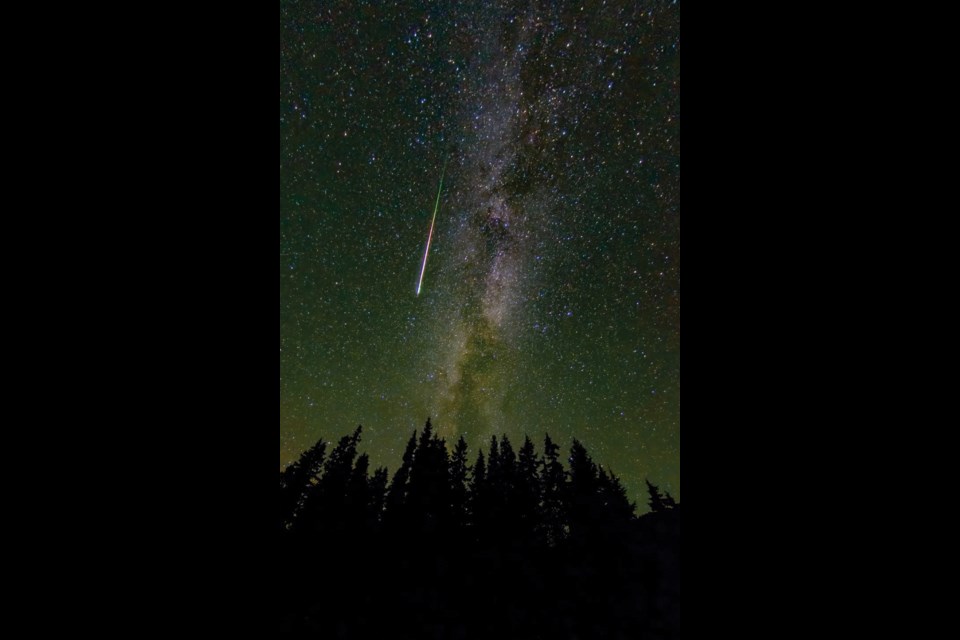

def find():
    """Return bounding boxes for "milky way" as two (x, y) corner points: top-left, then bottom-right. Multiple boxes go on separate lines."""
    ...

(424, 6), (541, 441)
(280, 0), (680, 507)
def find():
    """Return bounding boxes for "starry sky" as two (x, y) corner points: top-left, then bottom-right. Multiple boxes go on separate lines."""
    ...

(280, 0), (679, 508)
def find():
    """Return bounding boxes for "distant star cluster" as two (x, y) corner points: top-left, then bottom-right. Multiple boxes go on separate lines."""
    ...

(281, 0), (679, 508)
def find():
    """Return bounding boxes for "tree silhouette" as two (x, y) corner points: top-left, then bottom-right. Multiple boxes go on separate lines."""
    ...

(406, 418), (451, 534)
(469, 449), (488, 539)
(664, 490), (678, 510)
(368, 466), (388, 528)
(384, 430), (417, 530)
(279, 438), (326, 531)
(567, 438), (602, 540)
(540, 433), (568, 547)
(516, 435), (542, 541)
(345, 452), (371, 534)
(598, 465), (636, 523)
(646, 478), (668, 513)
(448, 436), (470, 530)
(279, 421), (679, 638)
(293, 425), (362, 536)
(487, 435), (500, 479)
(487, 434), (517, 537)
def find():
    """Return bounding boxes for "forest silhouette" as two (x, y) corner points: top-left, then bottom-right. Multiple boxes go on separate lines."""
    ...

(279, 418), (679, 638)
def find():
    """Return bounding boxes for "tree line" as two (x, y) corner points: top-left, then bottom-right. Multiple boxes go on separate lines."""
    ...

(279, 418), (679, 638)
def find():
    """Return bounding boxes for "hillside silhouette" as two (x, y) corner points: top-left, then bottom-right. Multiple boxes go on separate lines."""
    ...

(279, 418), (680, 638)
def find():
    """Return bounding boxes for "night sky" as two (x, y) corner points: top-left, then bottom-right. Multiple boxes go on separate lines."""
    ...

(280, 0), (679, 509)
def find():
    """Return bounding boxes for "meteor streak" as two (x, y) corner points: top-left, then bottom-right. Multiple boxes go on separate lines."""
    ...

(416, 161), (447, 296)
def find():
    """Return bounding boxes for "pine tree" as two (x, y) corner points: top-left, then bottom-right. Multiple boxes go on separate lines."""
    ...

(369, 466), (389, 527)
(567, 439), (601, 538)
(597, 465), (635, 521)
(385, 430), (417, 524)
(516, 435), (542, 540)
(346, 452), (371, 530)
(540, 434), (567, 546)
(663, 491), (678, 510)
(449, 436), (470, 529)
(568, 439), (598, 488)
(279, 438), (327, 530)
(418, 417), (434, 450)
(646, 478), (667, 513)
(407, 418), (450, 533)
(487, 435), (500, 478)
(294, 426), (363, 535)
(469, 450), (488, 534)
(498, 435), (517, 487)
(489, 435), (517, 530)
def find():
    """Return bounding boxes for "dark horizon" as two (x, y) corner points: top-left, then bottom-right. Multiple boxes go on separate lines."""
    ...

(280, 419), (680, 637)
(282, 416), (676, 512)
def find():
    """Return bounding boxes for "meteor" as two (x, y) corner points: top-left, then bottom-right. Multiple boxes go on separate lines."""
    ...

(416, 161), (447, 296)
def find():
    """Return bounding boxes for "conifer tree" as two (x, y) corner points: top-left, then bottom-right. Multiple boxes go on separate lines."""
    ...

(407, 418), (450, 532)
(449, 436), (470, 529)
(568, 439), (601, 537)
(385, 430), (417, 523)
(279, 438), (327, 530)
(646, 478), (667, 513)
(663, 491), (677, 510)
(294, 426), (362, 535)
(469, 450), (488, 533)
(516, 435), (542, 539)
(540, 434), (567, 546)
(597, 466), (635, 521)
(369, 466), (389, 526)
(346, 452), (371, 529)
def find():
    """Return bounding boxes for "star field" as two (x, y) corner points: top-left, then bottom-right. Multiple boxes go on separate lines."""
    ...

(280, 0), (679, 508)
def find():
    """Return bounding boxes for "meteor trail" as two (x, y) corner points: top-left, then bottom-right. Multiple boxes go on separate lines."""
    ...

(416, 161), (447, 296)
